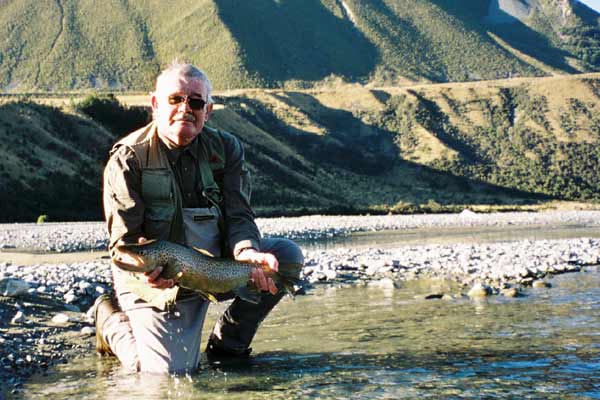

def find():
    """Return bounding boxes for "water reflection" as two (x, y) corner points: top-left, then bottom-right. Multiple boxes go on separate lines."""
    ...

(18, 269), (600, 399)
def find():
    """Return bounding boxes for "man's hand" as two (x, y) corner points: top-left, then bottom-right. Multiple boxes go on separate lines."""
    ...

(137, 237), (175, 289)
(236, 248), (279, 295)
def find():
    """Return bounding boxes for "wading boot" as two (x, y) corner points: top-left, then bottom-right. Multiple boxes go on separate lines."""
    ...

(92, 293), (117, 357)
(205, 334), (252, 366)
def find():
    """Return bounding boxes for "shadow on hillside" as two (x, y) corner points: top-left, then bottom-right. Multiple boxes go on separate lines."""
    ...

(393, 157), (549, 206)
(222, 91), (398, 175)
(432, 0), (579, 74)
(214, 0), (378, 84)
(216, 94), (549, 217)
(406, 89), (482, 164)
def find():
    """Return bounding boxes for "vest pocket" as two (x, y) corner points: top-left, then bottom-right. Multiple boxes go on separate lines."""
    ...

(142, 169), (175, 240)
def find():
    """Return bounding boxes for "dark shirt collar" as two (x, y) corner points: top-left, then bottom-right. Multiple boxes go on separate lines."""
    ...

(159, 135), (200, 164)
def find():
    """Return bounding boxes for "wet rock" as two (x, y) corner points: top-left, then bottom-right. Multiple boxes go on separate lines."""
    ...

(519, 277), (535, 286)
(467, 283), (491, 298)
(368, 277), (395, 289)
(532, 280), (552, 289)
(500, 287), (520, 298)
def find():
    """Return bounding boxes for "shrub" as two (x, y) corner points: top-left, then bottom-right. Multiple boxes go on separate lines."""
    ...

(76, 94), (150, 137)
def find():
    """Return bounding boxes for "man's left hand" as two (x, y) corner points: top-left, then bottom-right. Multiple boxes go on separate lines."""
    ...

(236, 249), (279, 295)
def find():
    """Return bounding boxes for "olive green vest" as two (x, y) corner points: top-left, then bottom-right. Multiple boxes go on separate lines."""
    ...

(111, 122), (225, 309)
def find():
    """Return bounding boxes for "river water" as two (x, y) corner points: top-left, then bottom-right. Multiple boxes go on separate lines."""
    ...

(15, 228), (600, 399)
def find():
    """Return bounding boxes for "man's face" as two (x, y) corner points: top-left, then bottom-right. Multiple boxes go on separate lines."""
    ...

(151, 74), (213, 147)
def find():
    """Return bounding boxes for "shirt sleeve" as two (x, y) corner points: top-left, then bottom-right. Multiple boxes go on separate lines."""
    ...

(102, 145), (145, 254)
(220, 132), (261, 257)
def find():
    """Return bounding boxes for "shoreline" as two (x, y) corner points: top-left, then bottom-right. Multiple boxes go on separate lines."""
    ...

(1, 210), (600, 397)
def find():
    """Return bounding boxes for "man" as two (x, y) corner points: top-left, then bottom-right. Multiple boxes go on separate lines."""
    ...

(97, 61), (304, 373)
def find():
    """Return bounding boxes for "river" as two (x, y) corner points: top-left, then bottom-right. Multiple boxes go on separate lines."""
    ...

(14, 227), (600, 399)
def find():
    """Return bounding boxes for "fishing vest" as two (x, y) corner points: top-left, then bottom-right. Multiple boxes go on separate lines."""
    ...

(110, 121), (226, 309)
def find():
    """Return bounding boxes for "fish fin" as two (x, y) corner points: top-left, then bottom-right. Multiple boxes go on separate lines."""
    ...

(275, 263), (305, 296)
(197, 290), (218, 304)
(192, 247), (215, 258)
(233, 286), (261, 304)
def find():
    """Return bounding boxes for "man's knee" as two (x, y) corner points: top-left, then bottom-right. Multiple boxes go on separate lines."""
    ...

(261, 238), (304, 265)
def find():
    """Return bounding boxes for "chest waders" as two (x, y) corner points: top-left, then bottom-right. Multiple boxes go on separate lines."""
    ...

(111, 122), (226, 310)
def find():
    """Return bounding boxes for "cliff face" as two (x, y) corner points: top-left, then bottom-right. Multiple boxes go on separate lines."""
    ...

(486, 0), (535, 24)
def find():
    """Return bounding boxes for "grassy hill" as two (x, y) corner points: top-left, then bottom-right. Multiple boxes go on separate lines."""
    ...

(0, 0), (598, 91)
(1, 73), (599, 222)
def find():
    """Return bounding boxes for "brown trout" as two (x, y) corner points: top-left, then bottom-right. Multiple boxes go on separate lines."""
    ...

(113, 239), (302, 303)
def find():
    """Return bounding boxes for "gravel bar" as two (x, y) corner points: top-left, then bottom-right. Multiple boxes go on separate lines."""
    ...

(1, 210), (600, 252)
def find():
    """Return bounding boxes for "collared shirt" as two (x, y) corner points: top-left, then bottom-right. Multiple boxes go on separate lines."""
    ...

(103, 127), (261, 257)
(162, 138), (206, 208)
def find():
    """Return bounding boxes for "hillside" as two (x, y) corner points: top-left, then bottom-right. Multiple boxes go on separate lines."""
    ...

(1, 73), (599, 222)
(0, 0), (599, 91)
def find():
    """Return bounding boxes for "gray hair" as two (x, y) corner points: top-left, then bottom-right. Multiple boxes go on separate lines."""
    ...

(155, 60), (213, 103)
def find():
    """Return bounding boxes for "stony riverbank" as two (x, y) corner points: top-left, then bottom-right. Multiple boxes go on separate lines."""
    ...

(2, 210), (600, 252)
(1, 210), (600, 397)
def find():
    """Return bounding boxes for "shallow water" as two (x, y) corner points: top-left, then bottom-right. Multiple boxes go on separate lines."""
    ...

(300, 224), (600, 251)
(17, 267), (600, 399)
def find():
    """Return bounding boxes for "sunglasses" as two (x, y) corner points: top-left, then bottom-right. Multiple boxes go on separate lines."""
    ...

(167, 95), (207, 110)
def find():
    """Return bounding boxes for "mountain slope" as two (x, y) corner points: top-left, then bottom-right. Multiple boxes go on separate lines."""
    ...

(2, 73), (599, 222)
(0, 0), (598, 91)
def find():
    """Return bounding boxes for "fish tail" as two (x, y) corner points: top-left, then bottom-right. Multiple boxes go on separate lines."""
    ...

(275, 263), (304, 295)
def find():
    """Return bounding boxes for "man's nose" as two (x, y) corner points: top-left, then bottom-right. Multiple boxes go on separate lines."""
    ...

(177, 99), (192, 111)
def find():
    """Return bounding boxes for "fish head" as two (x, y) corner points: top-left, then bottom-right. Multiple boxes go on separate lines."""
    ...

(113, 239), (162, 272)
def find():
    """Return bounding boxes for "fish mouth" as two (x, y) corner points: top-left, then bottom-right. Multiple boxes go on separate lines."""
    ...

(113, 243), (154, 271)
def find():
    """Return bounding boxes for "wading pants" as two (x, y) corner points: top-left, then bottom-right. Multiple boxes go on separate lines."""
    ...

(102, 237), (304, 374)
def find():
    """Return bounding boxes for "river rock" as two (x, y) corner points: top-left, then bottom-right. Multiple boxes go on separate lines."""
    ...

(0, 278), (31, 297)
(51, 313), (70, 324)
(11, 311), (25, 324)
(532, 280), (552, 288)
(80, 326), (95, 336)
(63, 304), (81, 313)
(64, 292), (78, 304)
(467, 283), (491, 298)
(368, 277), (396, 289)
(500, 287), (520, 298)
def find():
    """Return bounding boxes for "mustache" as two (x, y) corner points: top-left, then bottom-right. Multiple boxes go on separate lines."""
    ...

(172, 112), (196, 122)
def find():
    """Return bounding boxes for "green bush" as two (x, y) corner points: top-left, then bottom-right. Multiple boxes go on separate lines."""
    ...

(76, 94), (150, 137)
(37, 214), (48, 224)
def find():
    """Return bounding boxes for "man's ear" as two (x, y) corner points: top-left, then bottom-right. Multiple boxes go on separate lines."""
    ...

(204, 102), (213, 122)
(151, 93), (158, 112)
